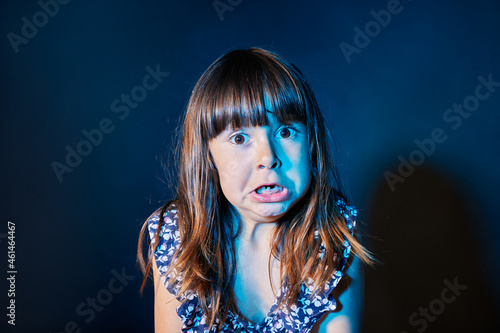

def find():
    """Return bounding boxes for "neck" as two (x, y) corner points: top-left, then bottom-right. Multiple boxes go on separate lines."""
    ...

(240, 220), (276, 247)
(233, 211), (277, 248)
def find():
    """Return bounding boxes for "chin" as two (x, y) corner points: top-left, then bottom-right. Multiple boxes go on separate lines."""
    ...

(254, 205), (290, 219)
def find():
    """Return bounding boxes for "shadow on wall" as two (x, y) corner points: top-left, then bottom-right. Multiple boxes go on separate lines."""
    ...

(362, 165), (498, 333)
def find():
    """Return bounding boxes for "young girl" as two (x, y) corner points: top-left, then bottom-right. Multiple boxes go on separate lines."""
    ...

(138, 48), (372, 332)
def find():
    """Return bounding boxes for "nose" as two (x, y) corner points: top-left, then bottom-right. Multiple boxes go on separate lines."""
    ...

(256, 135), (281, 170)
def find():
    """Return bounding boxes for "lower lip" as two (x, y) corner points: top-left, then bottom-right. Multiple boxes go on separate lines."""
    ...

(250, 187), (291, 203)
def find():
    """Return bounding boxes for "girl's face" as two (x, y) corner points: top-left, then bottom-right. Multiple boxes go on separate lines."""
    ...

(208, 113), (311, 224)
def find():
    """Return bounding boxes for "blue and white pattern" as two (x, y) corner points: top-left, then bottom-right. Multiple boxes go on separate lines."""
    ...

(148, 199), (356, 332)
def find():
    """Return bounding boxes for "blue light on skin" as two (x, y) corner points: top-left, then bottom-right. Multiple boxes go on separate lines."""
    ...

(207, 112), (311, 229)
(207, 96), (312, 322)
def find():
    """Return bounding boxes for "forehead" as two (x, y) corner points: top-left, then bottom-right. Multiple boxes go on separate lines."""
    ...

(221, 111), (300, 133)
(203, 90), (306, 140)
(196, 50), (310, 140)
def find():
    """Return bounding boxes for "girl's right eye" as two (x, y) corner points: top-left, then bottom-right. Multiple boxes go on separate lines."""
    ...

(229, 133), (250, 145)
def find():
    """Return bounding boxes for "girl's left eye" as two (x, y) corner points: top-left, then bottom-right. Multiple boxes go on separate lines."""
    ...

(276, 126), (297, 139)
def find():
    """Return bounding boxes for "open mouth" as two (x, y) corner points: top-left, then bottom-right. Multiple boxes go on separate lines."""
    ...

(251, 184), (290, 202)
(255, 184), (284, 195)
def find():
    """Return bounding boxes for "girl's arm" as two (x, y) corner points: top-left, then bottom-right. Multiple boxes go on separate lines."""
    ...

(153, 259), (184, 333)
(313, 256), (364, 333)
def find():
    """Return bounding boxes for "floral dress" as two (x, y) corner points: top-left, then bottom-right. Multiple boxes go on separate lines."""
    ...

(148, 199), (356, 332)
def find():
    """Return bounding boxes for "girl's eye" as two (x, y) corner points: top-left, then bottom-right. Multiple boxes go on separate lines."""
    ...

(276, 126), (297, 139)
(229, 133), (249, 145)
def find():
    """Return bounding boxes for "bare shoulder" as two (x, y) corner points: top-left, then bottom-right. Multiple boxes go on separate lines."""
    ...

(153, 259), (184, 333)
(312, 256), (364, 333)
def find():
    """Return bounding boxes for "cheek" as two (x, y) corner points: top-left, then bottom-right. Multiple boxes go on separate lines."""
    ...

(290, 145), (311, 188)
(217, 161), (240, 183)
(214, 155), (250, 189)
(298, 161), (312, 190)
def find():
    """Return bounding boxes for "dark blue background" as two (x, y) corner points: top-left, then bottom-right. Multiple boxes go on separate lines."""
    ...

(1, 0), (499, 332)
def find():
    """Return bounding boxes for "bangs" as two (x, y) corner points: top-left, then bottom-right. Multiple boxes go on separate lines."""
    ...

(197, 49), (309, 140)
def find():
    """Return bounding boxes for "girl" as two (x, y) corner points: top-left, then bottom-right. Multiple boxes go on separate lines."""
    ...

(138, 48), (372, 332)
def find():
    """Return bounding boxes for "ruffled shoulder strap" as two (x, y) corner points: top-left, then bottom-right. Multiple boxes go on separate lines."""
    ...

(335, 197), (357, 272)
(323, 198), (357, 291)
(147, 209), (184, 297)
(148, 210), (212, 331)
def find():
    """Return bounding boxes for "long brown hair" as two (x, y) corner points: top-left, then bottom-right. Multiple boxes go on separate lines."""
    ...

(137, 47), (372, 328)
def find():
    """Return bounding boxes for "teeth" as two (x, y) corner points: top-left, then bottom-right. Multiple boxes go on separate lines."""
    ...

(256, 185), (282, 195)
